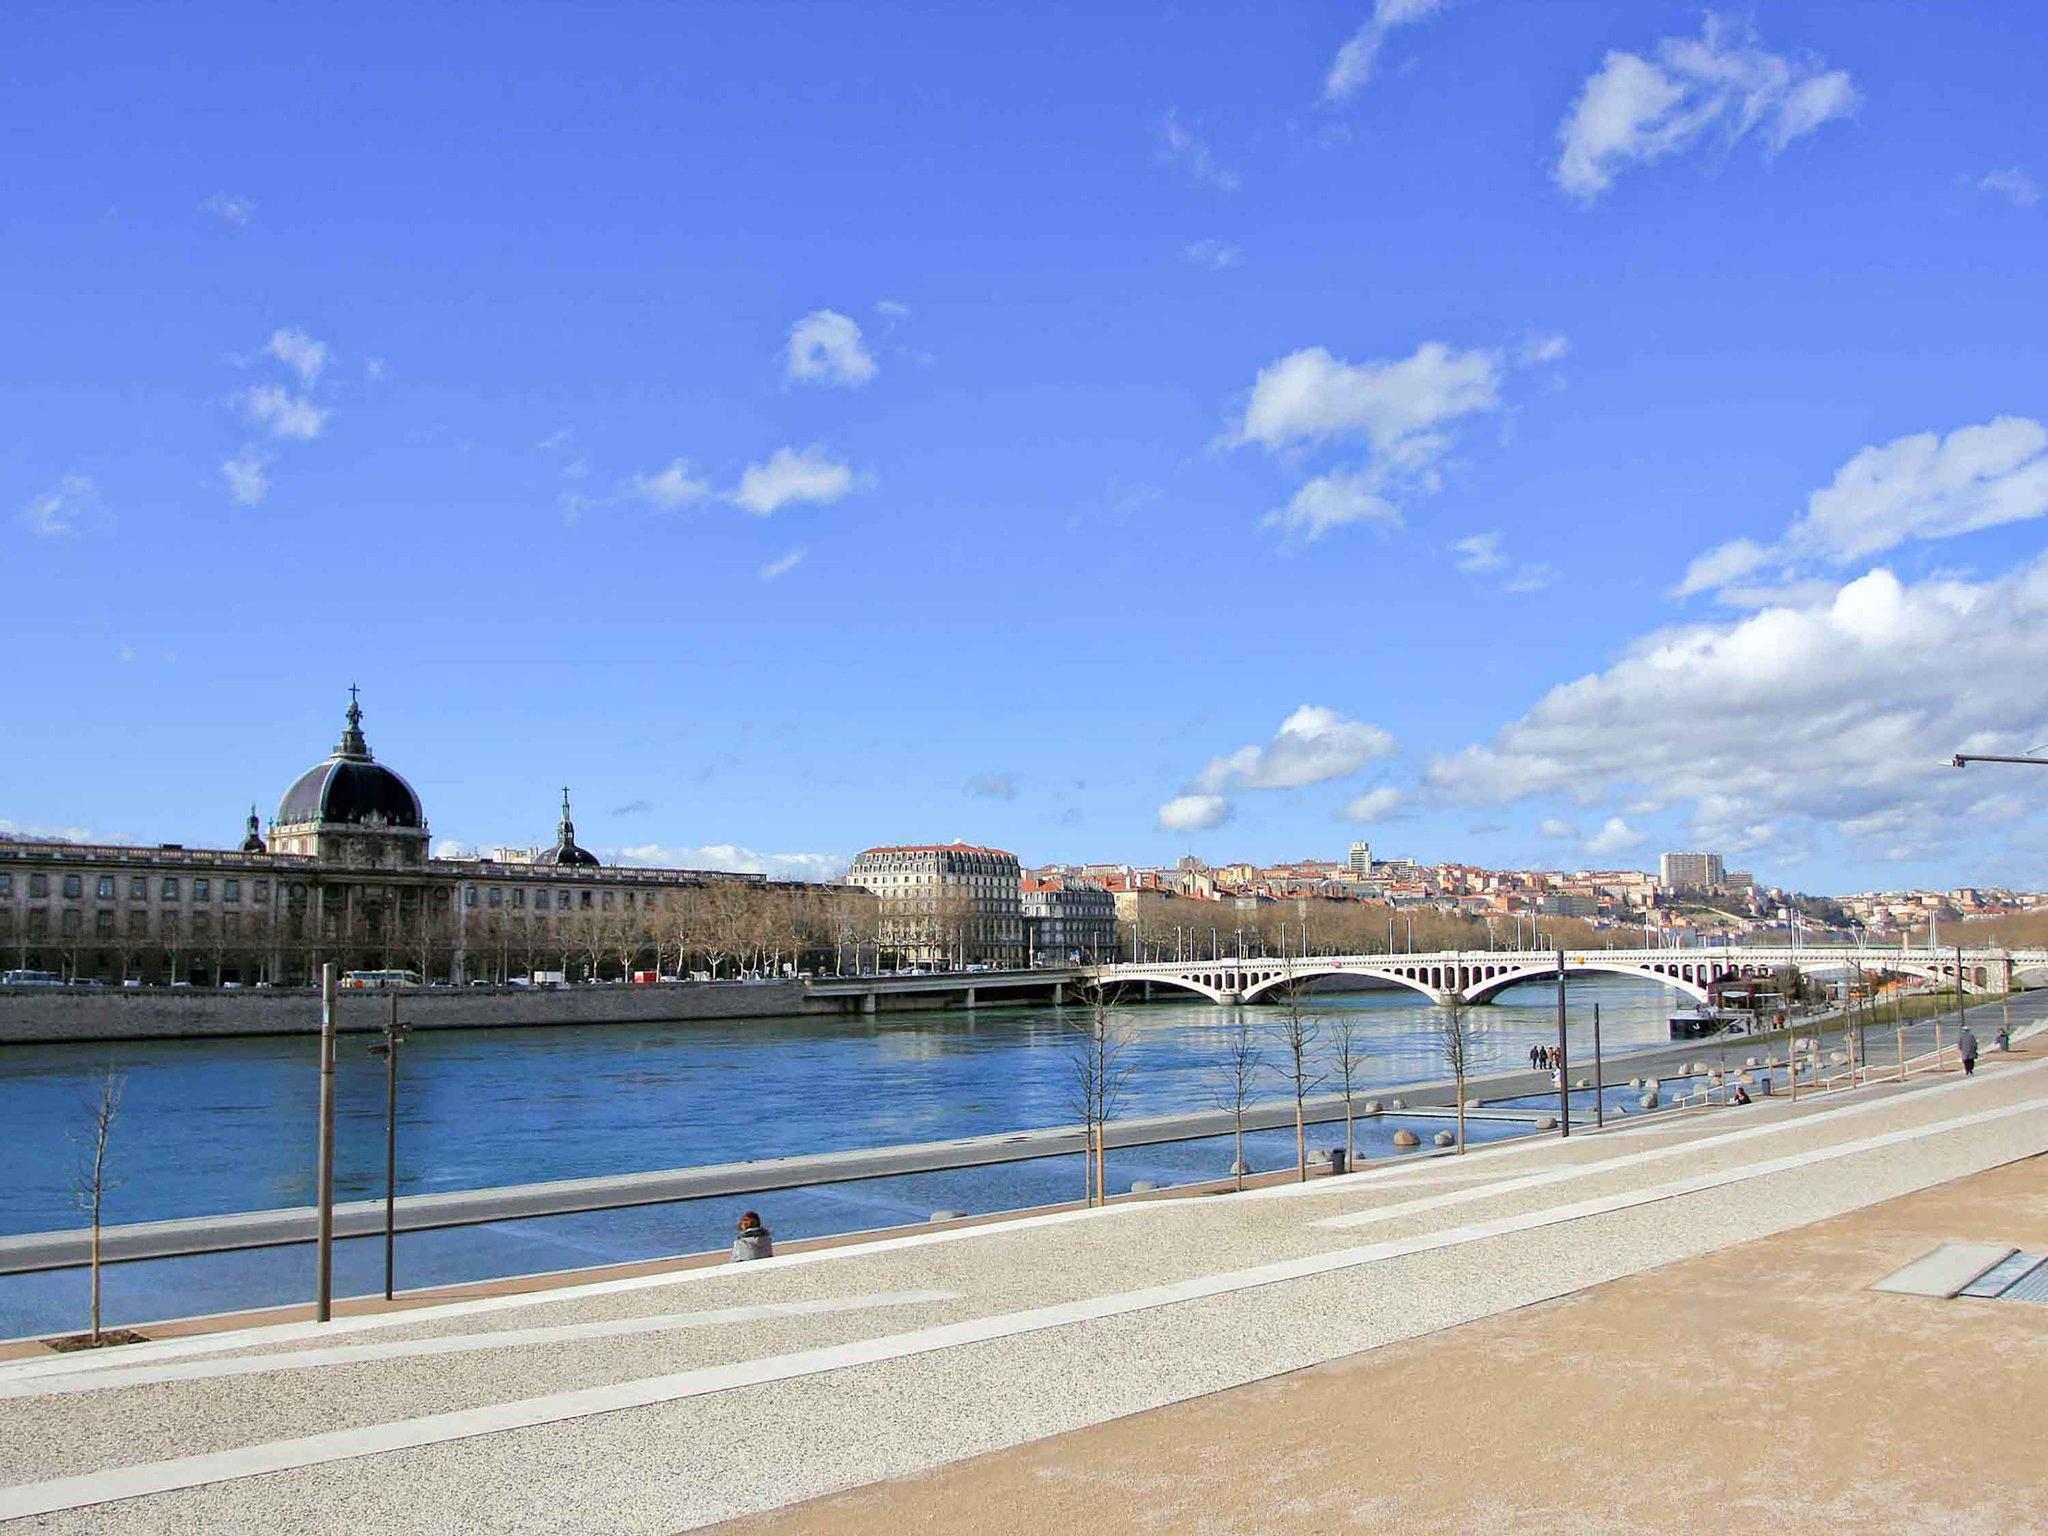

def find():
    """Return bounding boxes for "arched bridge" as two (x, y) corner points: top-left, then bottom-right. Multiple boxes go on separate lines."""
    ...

(1086, 946), (2047, 1008)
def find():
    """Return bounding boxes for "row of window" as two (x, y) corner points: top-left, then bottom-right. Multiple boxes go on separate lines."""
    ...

(2, 909), (261, 940)
(0, 873), (274, 905)
(463, 886), (650, 912)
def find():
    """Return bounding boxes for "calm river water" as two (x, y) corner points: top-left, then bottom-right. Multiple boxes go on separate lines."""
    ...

(0, 975), (1688, 1334)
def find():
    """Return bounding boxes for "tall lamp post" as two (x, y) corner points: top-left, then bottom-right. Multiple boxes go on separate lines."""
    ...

(367, 994), (411, 1302)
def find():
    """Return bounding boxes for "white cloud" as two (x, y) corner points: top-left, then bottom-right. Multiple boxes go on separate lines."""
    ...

(633, 458), (710, 510)
(1236, 340), (1499, 456)
(198, 193), (254, 227)
(875, 299), (910, 318)
(1181, 238), (1242, 270)
(1454, 532), (1505, 572)
(1517, 332), (1570, 366)
(1539, 818), (1579, 839)
(1584, 816), (1644, 856)
(732, 447), (856, 516)
(1428, 558), (2048, 858)
(1556, 16), (1857, 200)
(19, 474), (97, 537)
(758, 547), (807, 581)
(785, 310), (877, 387)
(1503, 562), (1557, 593)
(432, 839), (478, 859)
(1157, 793), (1232, 832)
(1341, 787), (1406, 822)
(617, 843), (845, 882)
(222, 448), (268, 506)
(1194, 705), (1395, 793)
(1675, 536), (1770, 596)
(1157, 111), (1240, 192)
(1325, 0), (1452, 101)
(243, 385), (327, 440)
(1786, 417), (2048, 562)
(265, 328), (327, 385)
(1263, 470), (1399, 541)
(1978, 168), (2041, 208)
(1679, 418), (2048, 601)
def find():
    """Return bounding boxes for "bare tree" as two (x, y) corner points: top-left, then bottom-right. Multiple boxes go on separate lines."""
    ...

(1062, 978), (1134, 1206)
(1327, 1008), (1369, 1171)
(1210, 1012), (1264, 1192)
(72, 1069), (126, 1345)
(1433, 997), (1475, 1153)
(1268, 966), (1325, 1181)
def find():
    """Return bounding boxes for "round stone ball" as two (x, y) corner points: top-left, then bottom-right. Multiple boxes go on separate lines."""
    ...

(1433, 1130), (1456, 1147)
(1129, 1181), (1156, 1194)
(1639, 1092), (1659, 1109)
(1391, 1128), (1421, 1148)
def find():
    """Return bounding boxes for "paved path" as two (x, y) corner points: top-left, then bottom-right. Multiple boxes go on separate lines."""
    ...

(1, 1021), (2043, 1531)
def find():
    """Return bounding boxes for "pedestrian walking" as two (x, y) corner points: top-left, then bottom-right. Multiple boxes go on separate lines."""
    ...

(1958, 1026), (1979, 1077)
(731, 1210), (773, 1262)
(1995, 1024), (2011, 1053)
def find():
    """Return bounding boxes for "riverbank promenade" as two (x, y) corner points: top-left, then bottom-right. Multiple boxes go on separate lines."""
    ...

(3, 1021), (2044, 1531)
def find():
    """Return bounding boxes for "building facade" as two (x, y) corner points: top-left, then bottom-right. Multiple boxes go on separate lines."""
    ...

(1019, 877), (1118, 963)
(1659, 851), (1726, 893)
(844, 843), (1025, 968)
(0, 693), (787, 986)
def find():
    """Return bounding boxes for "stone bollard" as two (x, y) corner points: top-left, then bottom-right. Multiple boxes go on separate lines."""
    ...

(1390, 1097), (1407, 1110)
(1745, 1056), (1762, 1069)
(1129, 1181), (1156, 1195)
(1466, 1096), (1485, 1108)
(1639, 1091), (1659, 1109)
(1535, 1116), (1557, 1131)
(931, 1209), (966, 1222)
(1629, 1076), (1643, 1089)
(1574, 1077), (1591, 1089)
(1392, 1128), (1421, 1149)
(1433, 1130), (1456, 1147)
(1364, 1099), (1384, 1115)
(1230, 1159), (1253, 1177)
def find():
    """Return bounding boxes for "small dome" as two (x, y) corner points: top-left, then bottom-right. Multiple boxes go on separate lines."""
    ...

(533, 787), (600, 866)
(275, 691), (425, 830)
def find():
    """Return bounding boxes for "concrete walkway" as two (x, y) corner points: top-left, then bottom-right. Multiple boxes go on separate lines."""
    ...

(2, 1033), (2043, 1531)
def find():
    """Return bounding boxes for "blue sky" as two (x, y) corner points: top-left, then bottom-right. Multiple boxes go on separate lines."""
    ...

(6, 1), (2045, 890)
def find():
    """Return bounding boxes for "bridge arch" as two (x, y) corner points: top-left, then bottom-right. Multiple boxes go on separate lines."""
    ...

(1462, 961), (1710, 1005)
(1238, 965), (1446, 1006)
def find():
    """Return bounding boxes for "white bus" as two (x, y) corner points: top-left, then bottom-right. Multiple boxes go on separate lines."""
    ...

(1, 969), (67, 988)
(338, 969), (424, 991)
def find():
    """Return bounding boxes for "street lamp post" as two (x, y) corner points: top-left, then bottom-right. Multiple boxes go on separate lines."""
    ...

(367, 993), (411, 1302)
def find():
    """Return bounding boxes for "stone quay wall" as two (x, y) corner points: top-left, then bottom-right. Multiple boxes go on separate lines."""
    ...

(0, 981), (819, 1044)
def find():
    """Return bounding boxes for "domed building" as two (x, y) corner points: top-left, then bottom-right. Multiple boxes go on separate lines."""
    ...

(268, 689), (429, 869)
(0, 688), (851, 987)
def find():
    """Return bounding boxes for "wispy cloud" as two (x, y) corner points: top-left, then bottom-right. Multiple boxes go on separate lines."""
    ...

(633, 458), (710, 510)
(265, 328), (327, 385)
(19, 474), (98, 537)
(1325, 0), (1453, 101)
(758, 547), (807, 580)
(1978, 167), (2041, 208)
(1556, 15), (1857, 200)
(732, 447), (856, 516)
(222, 448), (269, 506)
(965, 771), (1018, 801)
(242, 384), (327, 441)
(786, 309), (878, 387)
(198, 192), (254, 227)
(1157, 110), (1241, 192)
(1180, 238), (1242, 270)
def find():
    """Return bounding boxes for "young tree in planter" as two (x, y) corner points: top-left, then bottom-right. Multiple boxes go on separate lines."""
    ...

(72, 1068), (126, 1345)
(1434, 997), (1476, 1153)
(1268, 966), (1326, 1180)
(1062, 977), (1134, 1205)
(1327, 1008), (1369, 1170)
(1210, 1011), (1265, 1193)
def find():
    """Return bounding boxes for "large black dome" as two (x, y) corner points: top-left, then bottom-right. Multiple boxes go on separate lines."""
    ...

(275, 693), (425, 829)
